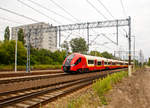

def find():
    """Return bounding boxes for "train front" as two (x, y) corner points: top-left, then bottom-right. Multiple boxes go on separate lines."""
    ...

(61, 53), (82, 73)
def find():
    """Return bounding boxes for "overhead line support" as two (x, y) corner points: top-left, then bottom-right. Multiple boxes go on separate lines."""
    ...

(128, 16), (131, 65)
(116, 20), (118, 45)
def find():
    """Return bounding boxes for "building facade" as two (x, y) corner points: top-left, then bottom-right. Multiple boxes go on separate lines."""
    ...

(11, 22), (57, 52)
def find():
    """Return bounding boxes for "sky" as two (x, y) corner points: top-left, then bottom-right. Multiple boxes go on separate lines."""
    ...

(0, 0), (149, 60)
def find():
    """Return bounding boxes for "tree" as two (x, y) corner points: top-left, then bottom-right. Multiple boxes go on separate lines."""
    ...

(70, 37), (88, 54)
(0, 40), (26, 65)
(4, 26), (10, 41)
(101, 51), (114, 59)
(148, 57), (150, 66)
(18, 28), (25, 45)
(61, 41), (69, 51)
(61, 41), (69, 57)
(90, 51), (102, 57)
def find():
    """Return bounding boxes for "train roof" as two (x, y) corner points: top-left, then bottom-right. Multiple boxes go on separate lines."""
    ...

(83, 54), (107, 61)
(73, 53), (128, 63)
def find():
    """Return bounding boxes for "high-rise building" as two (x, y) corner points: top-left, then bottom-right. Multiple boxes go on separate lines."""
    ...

(11, 22), (57, 52)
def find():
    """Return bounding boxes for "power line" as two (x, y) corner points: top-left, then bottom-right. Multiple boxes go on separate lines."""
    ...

(96, 0), (127, 34)
(96, 0), (115, 19)
(0, 16), (22, 24)
(26, 0), (76, 23)
(17, 0), (61, 24)
(86, 0), (108, 20)
(120, 0), (127, 17)
(18, 0), (83, 38)
(0, 6), (39, 22)
(48, 0), (86, 38)
(49, 0), (80, 22)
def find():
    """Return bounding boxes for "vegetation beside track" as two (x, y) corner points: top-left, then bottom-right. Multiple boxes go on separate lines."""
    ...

(66, 71), (128, 108)
(0, 64), (62, 71)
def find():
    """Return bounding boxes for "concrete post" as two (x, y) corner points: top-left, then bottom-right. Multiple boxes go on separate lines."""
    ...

(128, 65), (132, 76)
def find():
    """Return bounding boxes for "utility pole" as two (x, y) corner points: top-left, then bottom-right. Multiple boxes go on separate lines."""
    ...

(87, 22), (89, 52)
(15, 29), (18, 72)
(116, 20), (118, 45)
(29, 30), (31, 72)
(58, 26), (61, 48)
(128, 16), (132, 76)
(26, 29), (31, 73)
(128, 16), (131, 65)
(132, 36), (135, 68)
(26, 32), (28, 73)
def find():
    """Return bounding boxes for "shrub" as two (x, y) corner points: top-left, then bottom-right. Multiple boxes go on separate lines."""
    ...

(92, 71), (128, 105)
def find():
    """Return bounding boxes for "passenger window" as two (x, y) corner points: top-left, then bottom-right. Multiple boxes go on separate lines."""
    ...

(98, 61), (101, 65)
(108, 62), (111, 65)
(112, 62), (115, 65)
(104, 62), (108, 65)
(74, 58), (81, 65)
(88, 60), (94, 64)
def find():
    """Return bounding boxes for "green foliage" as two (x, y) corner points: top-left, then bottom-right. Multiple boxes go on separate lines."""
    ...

(32, 65), (61, 70)
(92, 71), (128, 105)
(4, 26), (10, 41)
(18, 28), (25, 45)
(90, 51), (102, 57)
(148, 57), (150, 66)
(101, 51), (114, 59)
(0, 40), (26, 65)
(0, 65), (61, 71)
(30, 48), (66, 65)
(70, 37), (88, 54)
(0, 40), (66, 70)
(61, 41), (69, 50)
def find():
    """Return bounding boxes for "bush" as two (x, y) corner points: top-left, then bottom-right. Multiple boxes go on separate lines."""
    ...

(0, 40), (26, 65)
(92, 71), (128, 105)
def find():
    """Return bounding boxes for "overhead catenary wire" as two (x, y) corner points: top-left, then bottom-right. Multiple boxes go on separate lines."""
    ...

(0, 16), (23, 24)
(17, 0), (61, 24)
(86, 0), (116, 49)
(86, 0), (108, 20)
(86, 0), (120, 49)
(96, 0), (115, 19)
(96, 0), (127, 35)
(48, 0), (88, 38)
(120, 0), (127, 17)
(49, 0), (80, 22)
(26, 0), (76, 23)
(18, 0), (84, 40)
(0, 6), (39, 22)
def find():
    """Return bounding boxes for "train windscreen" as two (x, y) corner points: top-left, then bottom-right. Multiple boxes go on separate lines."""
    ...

(64, 54), (75, 66)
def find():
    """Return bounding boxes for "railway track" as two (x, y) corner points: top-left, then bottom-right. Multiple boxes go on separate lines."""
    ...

(0, 69), (63, 78)
(0, 68), (127, 108)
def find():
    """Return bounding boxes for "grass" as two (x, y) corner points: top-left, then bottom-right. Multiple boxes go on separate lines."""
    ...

(66, 71), (128, 108)
(67, 92), (101, 108)
(92, 71), (128, 105)
(0, 64), (62, 71)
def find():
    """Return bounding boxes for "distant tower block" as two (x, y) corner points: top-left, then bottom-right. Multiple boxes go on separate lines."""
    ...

(11, 22), (57, 52)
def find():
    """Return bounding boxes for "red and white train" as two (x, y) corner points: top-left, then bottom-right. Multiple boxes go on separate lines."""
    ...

(62, 53), (128, 73)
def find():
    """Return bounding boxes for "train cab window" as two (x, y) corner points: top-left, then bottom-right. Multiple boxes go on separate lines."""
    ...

(74, 58), (81, 65)
(98, 61), (102, 65)
(64, 54), (75, 66)
(88, 60), (94, 64)
(67, 54), (75, 60)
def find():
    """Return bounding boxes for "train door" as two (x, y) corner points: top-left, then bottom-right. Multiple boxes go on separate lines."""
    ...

(94, 59), (97, 70)
(102, 60), (105, 69)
